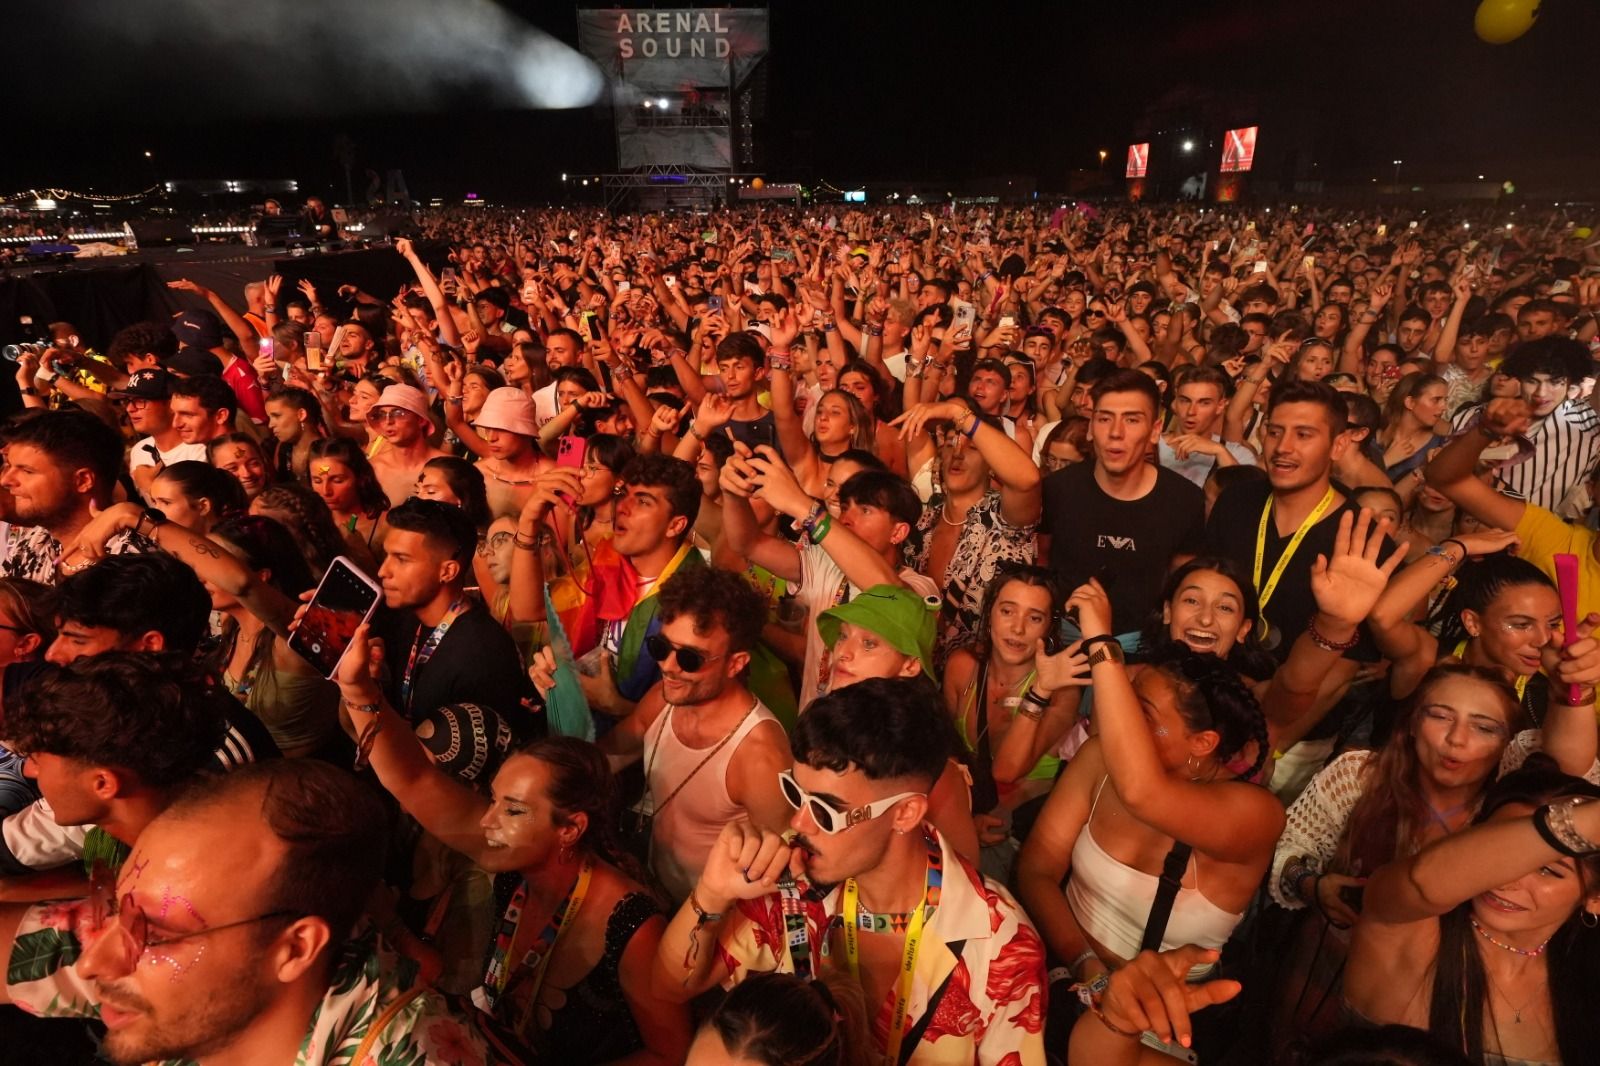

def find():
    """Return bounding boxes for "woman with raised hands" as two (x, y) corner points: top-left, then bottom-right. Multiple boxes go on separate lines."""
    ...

(1345, 757), (1600, 1065)
(330, 623), (692, 1065)
(1015, 577), (1283, 1058)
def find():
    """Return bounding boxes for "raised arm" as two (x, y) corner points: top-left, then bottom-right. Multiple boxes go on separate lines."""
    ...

(71, 503), (297, 636)
(1432, 276), (1473, 367)
(1068, 579), (1285, 864)
(1362, 782), (1600, 926)
(333, 625), (495, 861)
(396, 237), (461, 347)
(168, 279), (255, 352)
(1421, 398), (1531, 533)
(893, 401), (1041, 527)
(1340, 280), (1391, 376)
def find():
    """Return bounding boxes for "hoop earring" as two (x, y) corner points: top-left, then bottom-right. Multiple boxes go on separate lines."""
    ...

(1187, 755), (1201, 780)
(1583, 910), (1599, 929)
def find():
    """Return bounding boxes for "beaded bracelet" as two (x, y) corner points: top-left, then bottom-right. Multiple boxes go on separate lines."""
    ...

(809, 514), (833, 544)
(1307, 617), (1360, 653)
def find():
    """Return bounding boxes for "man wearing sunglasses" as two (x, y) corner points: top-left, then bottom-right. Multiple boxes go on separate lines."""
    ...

(597, 565), (793, 902)
(366, 384), (447, 508)
(654, 679), (1046, 1066)
(0, 760), (491, 1066)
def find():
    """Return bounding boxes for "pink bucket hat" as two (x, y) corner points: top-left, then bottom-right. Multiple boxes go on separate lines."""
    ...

(373, 384), (437, 433)
(475, 386), (538, 437)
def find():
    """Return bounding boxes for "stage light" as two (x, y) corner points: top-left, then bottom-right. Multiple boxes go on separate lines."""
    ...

(581, 179), (589, 186)
(642, 100), (652, 109)
(657, 98), (669, 109)
(1181, 140), (1194, 152)
(1506, 223), (1515, 230)
(561, 173), (567, 181)
(1463, 222), (1471, 229)
(143, 150), (152, 159)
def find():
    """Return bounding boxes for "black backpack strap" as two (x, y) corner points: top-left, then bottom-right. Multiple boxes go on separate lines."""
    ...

(897, 939), (967, 1066)
(1139, 841), (1193, 954)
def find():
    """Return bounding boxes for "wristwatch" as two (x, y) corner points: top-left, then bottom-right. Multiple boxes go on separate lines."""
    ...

(135, 507), (168, 539)
(1085, 639), (1125, 669)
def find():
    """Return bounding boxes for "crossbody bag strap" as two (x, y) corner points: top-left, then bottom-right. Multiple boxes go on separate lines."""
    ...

(1138, 841), (1194, 954)
(349, 984), (427, 1064)
(895, 939), (968, 1066)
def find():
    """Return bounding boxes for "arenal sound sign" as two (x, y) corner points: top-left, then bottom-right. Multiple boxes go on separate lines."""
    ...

(577, 9), (770, 91)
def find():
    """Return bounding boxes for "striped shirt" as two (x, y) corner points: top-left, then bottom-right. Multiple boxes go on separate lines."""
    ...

(1452, 398), (1600, 514)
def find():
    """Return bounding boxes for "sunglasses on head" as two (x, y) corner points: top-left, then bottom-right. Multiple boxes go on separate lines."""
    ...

(778, 770), (924, 835)
(644, 632), (724, 673)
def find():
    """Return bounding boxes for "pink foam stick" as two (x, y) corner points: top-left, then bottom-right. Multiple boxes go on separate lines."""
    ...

(1554, 553), (1581, 702)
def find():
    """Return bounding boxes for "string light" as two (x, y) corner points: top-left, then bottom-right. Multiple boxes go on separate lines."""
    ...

(0, 184), (163, 205)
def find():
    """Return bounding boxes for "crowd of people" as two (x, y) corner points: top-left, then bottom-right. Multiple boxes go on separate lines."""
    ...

(0, 198), (1598, 1066)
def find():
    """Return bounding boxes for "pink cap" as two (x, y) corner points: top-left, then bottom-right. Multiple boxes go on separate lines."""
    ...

(475, 386), (538, 437)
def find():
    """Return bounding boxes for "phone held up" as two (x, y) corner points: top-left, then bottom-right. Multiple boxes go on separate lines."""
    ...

(288, 557), (384, 680)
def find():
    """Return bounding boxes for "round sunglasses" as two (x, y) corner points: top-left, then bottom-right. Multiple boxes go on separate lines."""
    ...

(644, 632), (724, 673)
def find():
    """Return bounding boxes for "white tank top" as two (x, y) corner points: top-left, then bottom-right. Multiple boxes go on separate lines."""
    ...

(645, 699), (776, 901)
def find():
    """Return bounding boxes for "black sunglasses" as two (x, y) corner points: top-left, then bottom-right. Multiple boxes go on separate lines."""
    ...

(645, 633), (724, 673)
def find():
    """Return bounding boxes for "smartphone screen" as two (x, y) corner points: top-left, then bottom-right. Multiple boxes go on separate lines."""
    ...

(257, 336), (274, 361)
(288, 558), (383, 679)
(707, 295), (724, 314)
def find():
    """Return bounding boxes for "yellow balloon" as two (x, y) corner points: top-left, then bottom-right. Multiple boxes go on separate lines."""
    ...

(1475, 0), (1540, 44)
(750, 177), (765, 190)
(1577, 227), (1594, 240)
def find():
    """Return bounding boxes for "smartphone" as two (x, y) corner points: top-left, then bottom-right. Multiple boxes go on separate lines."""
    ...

(616, 281), (631, 293)
(257, 335), (274, 362)
(1376, 224), (1388, 239)
(1408, 220), (1419, 230)
(1302, 255), (1315, 271)
(741, 419), (776, 453)
(664, 275), (678, 288)
(950, 299), (976, 334)
(440, 266), (457, 287)
(579, 311), (598, 343)
(288, 557), (384, 680)
(707, 295), (724, 315)
(999, 314), (1016, 330)
(555, 434), (587, 507)
(1253, 260), (1269, 274)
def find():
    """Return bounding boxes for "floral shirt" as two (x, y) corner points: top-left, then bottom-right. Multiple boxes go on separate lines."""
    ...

(0, 525), (155, 586)
(714, 827), (1046, 1066)
(6, 908), (493, 1066)
(912, 490), (1037, 667)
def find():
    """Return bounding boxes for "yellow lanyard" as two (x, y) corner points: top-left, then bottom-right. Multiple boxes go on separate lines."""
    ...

(1452, 640), (1530, 701)
(841, 861), (932, 1066)
(1254, 487), (1336, 625)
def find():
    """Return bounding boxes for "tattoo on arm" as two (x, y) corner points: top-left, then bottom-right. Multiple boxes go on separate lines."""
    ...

(187, 537), (222, 559)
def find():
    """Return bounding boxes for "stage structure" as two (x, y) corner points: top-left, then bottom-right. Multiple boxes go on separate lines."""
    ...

(576, 8), (770, 210)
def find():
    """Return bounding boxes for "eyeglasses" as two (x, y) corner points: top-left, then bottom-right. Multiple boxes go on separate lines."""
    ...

(779, 770), (924, 834)
(644, 633), (724, 673)
(93, 890), (296, 972)
(367, 408), (411, 423)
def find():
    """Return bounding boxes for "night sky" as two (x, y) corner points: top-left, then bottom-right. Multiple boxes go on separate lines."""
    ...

(5, 0), (1597, 204)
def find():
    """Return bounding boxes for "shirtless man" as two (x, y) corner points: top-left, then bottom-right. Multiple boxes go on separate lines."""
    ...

(366, 384), (446, 508)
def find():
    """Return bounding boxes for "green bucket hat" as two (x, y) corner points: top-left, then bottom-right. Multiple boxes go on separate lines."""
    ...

(816, 584), (940, 680)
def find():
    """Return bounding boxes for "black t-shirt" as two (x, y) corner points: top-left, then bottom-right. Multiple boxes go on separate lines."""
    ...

(379, 603), (532, 736)
(726, 410), (778, 453)
(1042, 462), (1206, 633)
(1203, 479), (1392, 661)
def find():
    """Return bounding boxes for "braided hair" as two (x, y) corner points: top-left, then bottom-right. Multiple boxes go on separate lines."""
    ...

(1428, 552), (1554, 651)
(1150, 649), (1271, 783)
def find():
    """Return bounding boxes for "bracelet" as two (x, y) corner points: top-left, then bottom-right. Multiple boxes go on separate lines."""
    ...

(512, 533), (539, 551)
(868, 325), (884, 337)
(265, 305), (278, 314)
(444, 394), (464, 405)
(1307, 616), (1360, 653)
(1440, 537), (1469, 559)
(962, 412), (980, 439)
(766, 353), (792, 372)
(1068, 949), (1099, 977)
(1534, 799), (1600, 857)
(1424, 542), (1465, 567)
(688, 423), (707, 441)
(351, 708), (383, 772)
(1022, 686), (1052, 708)
(822, 322), (837, 333)
(689, 890), (724, 925)
(809, 513), (833, 544)
(1079, 634), (1120, 654)
(796, 500), (826, 539)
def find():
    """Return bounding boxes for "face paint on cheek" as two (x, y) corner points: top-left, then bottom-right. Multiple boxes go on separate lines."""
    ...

(1152, 726), (1170, 738)
(143, 886), (211, 982)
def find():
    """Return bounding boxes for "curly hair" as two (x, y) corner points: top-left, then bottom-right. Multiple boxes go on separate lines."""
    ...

(8, 652), (226, 789)
(656, 565), (768, 655)
(1147, 649), (1271, 783)
(792, 676), (953, 787)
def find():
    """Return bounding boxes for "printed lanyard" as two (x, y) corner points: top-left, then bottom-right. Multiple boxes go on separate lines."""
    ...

(399, 598), (466, 712)
(841, 833), (944, 1066)
(1253, 487), (1335, 637)
(476, 858), (593, 1014)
